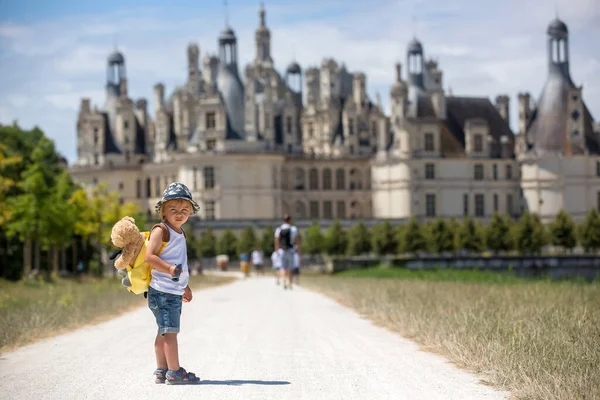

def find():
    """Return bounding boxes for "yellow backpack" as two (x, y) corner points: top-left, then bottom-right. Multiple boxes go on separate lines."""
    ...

(111, 223), (185, 296)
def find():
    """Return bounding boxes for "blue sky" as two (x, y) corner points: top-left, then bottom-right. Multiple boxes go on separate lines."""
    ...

(1, 0), (599, 163)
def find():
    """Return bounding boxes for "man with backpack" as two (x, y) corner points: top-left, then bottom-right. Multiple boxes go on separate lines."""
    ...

(274, 214), (301, 290)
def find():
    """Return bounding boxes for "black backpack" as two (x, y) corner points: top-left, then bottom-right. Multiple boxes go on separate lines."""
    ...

(279, 226), (293, 250)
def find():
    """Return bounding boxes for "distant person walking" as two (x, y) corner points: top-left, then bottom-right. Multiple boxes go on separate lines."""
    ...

(251, 247), (264, 276)
(271, 249), (282, 285)
(274, 214), (301, 290)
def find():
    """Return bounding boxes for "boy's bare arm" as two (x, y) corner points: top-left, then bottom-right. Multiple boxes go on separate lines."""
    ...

(145, 229), (176, 276)
(295, 236), (302, 256)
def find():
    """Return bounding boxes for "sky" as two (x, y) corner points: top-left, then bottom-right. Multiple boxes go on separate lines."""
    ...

(0, 0), (599, 163)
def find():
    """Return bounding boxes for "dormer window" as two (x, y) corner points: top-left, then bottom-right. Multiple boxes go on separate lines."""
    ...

(473, 134), (483, 153)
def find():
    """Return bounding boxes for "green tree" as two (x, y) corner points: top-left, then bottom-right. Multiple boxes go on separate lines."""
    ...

(512, 212), (546, 255)
(485, 212), (511, 254)
(323, 220), (348, 255)
(44, 170), (76, 275)
(427, 217), (454, 254)
(347, 221), (371, 255)
(395, 224), (406, 253)
(549, 209), (577, 253)
(371, 221), (396, 255)
(579, 208), (600, 253)
(303, 221), (324, 255)
(237, 226), (257, 254)
(197, 227), (217, 258)
(217, 229), (238, 259)
(402, 217), (426, 255)
(455, 217), (483, 253)
(260, 226), (275, 255)
(6, 136), (60, 276)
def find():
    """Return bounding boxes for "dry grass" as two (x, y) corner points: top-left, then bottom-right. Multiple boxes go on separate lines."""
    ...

(0, 274), (235, 353)
(302, 270), (600, 400)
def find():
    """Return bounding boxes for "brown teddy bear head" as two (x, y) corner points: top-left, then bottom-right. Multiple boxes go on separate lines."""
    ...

(110, 216), (145, 269)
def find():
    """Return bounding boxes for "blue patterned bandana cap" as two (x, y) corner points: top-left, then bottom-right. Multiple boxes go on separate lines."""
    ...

(155, 182), (200, 214)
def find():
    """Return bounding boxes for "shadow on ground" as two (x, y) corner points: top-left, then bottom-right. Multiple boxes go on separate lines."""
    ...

(199, 380), (291, 386)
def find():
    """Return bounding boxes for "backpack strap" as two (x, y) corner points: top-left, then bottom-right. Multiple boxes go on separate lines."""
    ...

(151, 223), (170, 242)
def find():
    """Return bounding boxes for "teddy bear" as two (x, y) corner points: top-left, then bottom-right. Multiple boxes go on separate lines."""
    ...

(109, 216), (145, 288)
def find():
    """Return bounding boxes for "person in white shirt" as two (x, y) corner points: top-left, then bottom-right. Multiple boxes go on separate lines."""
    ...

(271, 249), (282, 285)
(274, 214), (301, 290)
(251, 247), (264, 276)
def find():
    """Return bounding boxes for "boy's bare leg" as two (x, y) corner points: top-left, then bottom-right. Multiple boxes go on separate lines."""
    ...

(287, 269), (293, 288)
(155, 334), (168, 370)
(163, 333), (180, 371)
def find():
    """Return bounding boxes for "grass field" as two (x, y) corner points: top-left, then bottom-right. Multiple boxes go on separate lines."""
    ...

(0, 274), (235, 353)
(303, 267), (600, 400)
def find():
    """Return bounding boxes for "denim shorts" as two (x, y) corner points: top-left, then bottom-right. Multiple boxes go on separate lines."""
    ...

(147, 286), (182, 335)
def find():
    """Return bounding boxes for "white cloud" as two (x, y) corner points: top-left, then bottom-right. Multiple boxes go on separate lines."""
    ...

(0, 0), (599, 164)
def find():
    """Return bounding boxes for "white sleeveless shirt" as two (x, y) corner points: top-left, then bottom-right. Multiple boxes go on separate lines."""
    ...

(149, 223), (189, 295)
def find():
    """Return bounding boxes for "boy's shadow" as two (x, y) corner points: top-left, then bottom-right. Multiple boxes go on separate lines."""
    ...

(199, 380), (290, 386)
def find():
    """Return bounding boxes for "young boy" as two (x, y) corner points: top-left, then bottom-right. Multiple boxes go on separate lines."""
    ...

(145, 182), (201, 385)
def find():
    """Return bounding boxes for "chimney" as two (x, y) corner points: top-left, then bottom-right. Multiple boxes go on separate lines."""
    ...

(395, 63), (402, 82)
(495, 95), (510, 125)
(119, 78), (128, 97)
(518, 92), (531, 134)
(80, 98), (91, 114)
(154, 83), (165, 112)
(353, 72), (366, 109)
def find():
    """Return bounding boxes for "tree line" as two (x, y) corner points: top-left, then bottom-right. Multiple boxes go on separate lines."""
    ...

(1, 123), (146, 279)
(192, 210), (600, 259)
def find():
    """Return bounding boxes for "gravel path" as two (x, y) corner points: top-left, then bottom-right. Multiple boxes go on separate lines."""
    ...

(0, 276), (508, 400)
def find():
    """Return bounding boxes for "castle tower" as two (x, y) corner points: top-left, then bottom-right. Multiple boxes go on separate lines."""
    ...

(217, 24), (245, 139)
(255, 2), (272, 65)
(187, 43), (200, 95)
(406, 38), (424, 89)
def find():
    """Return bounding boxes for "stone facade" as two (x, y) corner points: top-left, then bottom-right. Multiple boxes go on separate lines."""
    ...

(70, 9), (598, 225)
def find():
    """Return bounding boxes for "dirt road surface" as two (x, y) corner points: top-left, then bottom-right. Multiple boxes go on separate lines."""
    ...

(0, 277), (507, 400)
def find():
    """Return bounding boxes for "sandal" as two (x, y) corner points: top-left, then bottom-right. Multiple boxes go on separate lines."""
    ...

(154, 368), (167, 384)
(165, 367), (201, 385)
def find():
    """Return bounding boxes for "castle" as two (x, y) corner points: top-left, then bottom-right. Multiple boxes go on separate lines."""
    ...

(70, 5), (599, 226)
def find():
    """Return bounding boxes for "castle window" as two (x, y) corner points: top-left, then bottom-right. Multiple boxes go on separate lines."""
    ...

(146, 178), (151, 198)
(350, 145), (355, 154)
(155, 177), (161, 197)
(596, 161), (600, 177)
(424, 133), (434, 152)
(309, 168), (319, 190)
(572, 110), (580, 121)
(463, 194), (469, 216)
(323, 201), (333, 219)
(426, 194), (436, 217)
(507, 194), (514, 216)
(493, 164), (498, 180)
(192, 167), (197, 190)
(336, 168), (345, 190)
(506, 164), (513, 180)
(204, 200), (215, 220)
(124, 121), (129, 129)
(493, 193), (499, 212)
(337, 201), (346, 218)
(474, 164), (484, 180)
(425, 163), (435, 180)
(94, 154), (99, 165)
(204, 166), (215, 189)
(93, 132), (99, 145)
(308, 122), (314, 138)
(136, 179), (141, 199)
(473, 134), (483, 153)
(371, 121), (377, 137)
(118, 182), (124, 191)
(348, 119), (354, 135)
(323, 168), (332, 190)
(309, 201), (319, 218)
(286, 116), (293, 134)
(294, 168), (305, 190)
(206, 112), (216, 129)
(475, 194), (485, 217)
